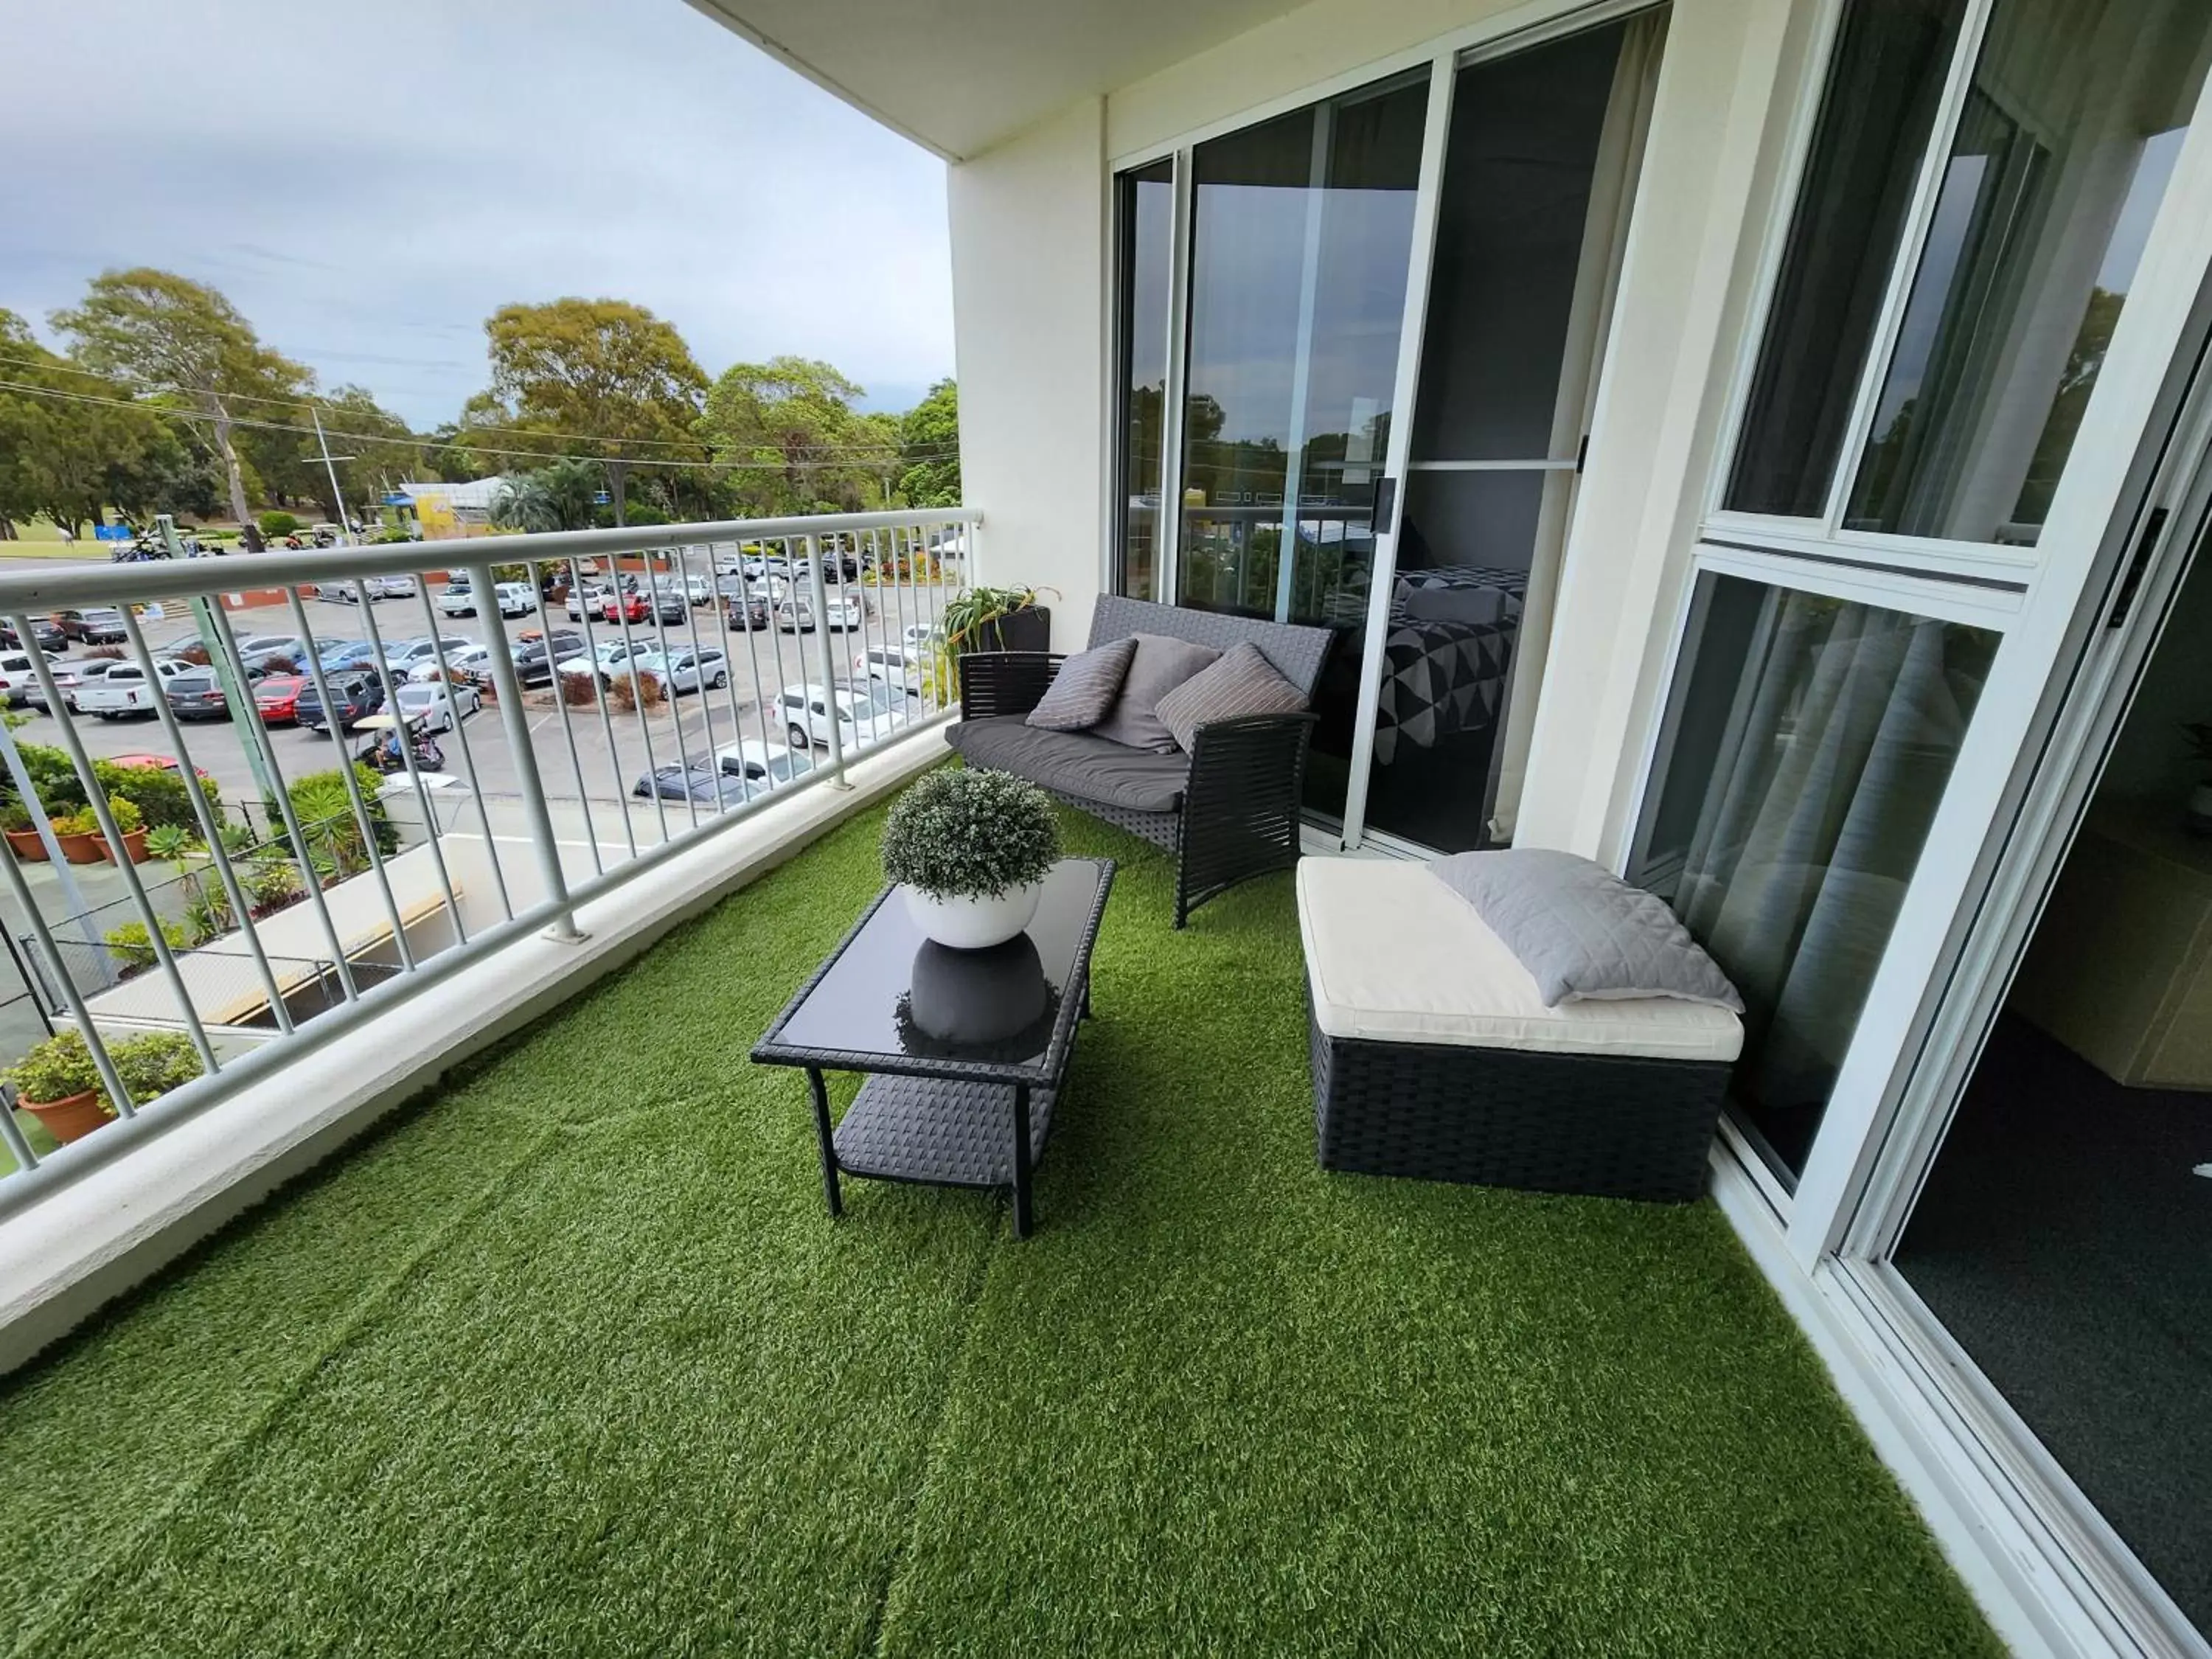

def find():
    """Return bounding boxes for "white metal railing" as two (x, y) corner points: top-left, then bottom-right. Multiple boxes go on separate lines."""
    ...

(0, 507), (978, 1209)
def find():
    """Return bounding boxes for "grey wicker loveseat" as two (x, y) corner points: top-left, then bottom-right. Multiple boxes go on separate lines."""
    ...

(948, 597), (1333, 928)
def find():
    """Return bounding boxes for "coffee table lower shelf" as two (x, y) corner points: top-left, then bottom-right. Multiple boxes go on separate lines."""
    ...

(832, 1072), (1057, 1189)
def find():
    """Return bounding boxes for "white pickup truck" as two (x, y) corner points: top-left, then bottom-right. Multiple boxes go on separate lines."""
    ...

(74, 658), (189, 718)
(0, 651), (59, 707)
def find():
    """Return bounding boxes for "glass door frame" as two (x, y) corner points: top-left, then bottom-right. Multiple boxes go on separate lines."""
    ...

(1106, 0), (1666, 852)
(1620, 0), (2212, 1264)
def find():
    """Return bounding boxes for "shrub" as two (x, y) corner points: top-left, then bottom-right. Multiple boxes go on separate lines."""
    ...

(49, 807), (100, 836)
(95, 760), (224, 832)
(111, 1030), (203, 1103)
(257, 511), (300, 538)
(246, 859), (304, 915)
(608, 673), (666, 714)
(0, 801), (29, 833)
(83, 645), (125, 661)
(263, 763), (397, 878)
(105, 794), (142, 833)
(104, 918), (189, 972)
(558, 672), (597, 707)
(881, 768), (1059, 899)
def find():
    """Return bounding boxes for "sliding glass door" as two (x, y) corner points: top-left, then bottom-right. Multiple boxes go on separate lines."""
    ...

(1109, 10), (1665, 844)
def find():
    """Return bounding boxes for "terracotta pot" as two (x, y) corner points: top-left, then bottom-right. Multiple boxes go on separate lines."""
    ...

(55, 830), (105, 866)
(20, 1089), (109, 1144)
(101, 827), (150, 865)
(4, 826), (48, 862)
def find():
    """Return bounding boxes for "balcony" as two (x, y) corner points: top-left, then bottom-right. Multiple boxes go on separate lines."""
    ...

(0, 798), (2000, 1651)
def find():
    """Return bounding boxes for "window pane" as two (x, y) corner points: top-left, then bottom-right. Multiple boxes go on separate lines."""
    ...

(1114, 159), (1174, 602)
(1629, 574), (1998, 1184)
(1844, 0), (2212, 543)
(1725, 0), (1968, 518)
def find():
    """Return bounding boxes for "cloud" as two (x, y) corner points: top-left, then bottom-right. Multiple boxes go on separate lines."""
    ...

(0, 0), (953, 426)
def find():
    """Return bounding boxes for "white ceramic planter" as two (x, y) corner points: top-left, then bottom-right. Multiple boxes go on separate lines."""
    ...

(905, 882), (1043, 950)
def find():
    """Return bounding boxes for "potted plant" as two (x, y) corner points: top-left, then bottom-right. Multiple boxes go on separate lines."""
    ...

(99, 794), (148, 864)
(883, 767), (1060, 949)
(944, 585), (1054, 661)
(3, 1029), (206, 1146)
(2, 801), (48, 862)
(48, 806), (106, 866)
(2186, 723), (2212, 836)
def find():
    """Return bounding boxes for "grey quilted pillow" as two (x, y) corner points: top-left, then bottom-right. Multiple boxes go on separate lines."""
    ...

(1152, 641), (1308, 753)
(1430, 848), (1744, 1011)
(1025, 637), (1136, 731)
(1091, 633), (1220, 753)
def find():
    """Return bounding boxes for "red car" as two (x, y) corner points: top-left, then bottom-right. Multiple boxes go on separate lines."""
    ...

(602, 590), (650, 624)
(254, 675), (305, 725)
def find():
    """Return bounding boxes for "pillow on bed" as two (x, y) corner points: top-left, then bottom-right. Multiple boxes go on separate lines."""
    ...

(1402, 582), (1512, 627)
(1153, 641), (1308, 753)
(1025, 636), (1136, 731)
(1429, 848), (1744, 1012)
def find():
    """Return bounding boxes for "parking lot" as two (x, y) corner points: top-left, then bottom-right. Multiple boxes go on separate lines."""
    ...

(15, 580), (948, 819)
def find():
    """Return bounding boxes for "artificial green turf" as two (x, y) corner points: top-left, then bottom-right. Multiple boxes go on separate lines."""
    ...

(0, 801), (2000, 1657)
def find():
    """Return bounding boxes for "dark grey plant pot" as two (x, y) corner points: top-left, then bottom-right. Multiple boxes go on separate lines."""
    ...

(973, 605), (1050, 655)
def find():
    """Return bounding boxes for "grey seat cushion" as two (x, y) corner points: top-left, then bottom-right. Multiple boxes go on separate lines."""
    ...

(948, 716), (1190, 813)
(1091, 633), (1221, 754)
(1026, 636), (1136, 731)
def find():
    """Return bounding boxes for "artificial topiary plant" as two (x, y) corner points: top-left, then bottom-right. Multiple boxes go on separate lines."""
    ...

(882, 768), (1059, 900)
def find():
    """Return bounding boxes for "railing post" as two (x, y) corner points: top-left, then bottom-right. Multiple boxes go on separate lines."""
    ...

(804, 535), (852, 790)
(470, 563), (585, 942)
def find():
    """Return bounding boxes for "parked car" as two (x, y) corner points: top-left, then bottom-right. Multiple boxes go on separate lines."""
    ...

(317, 639), (379, 672)
(296, 671), (386, 734)
(254, 674), (306, 724)
(775, 589), (866, 632)
(713, 740), (817, 796)
(776, 679), (905, 751)
(632, 762), (757, 810)
(162, 672), (230, 722)
(76, 658), (190, 717)
(394, 678), (482, 733)
(1, 619), (65, 653)
(0, 650), (59, 707)
(369, 574), (419, 600)
(235, 633), (310, 660)
(724, 593), (771, 632)
(602, 589), (651, 625)
(684, 573), (715, 606)
(854, 644), (931, 694)
(647, 587), (688, 625)
(417, 642), (504, 684)
(382, 635), (476, 674)
(556, 640), (649, 685)
(57, 608), (127, 644)
(236, 646), (306, 678)
(437, 578), (533, 619)
(512, 631), (586, 687)
(566, 585), (607, 622)
(32, 658), (121, 713)
(625, 646), (730, 695)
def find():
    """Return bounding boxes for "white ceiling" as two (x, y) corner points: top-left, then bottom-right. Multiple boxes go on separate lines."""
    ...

(685, 0), (1300, 161)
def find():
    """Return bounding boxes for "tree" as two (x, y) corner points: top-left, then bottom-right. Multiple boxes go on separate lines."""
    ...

(51, 269), (308, 535)
(698, 356), (895, 517)
(897, 378), (960, 507)
(0, 307), (190, 537)
(492, 458), (606, 533)
(468, 298), (708, 515)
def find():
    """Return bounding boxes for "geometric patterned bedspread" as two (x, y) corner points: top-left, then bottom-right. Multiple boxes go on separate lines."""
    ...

(1371, 566), (1528, 766)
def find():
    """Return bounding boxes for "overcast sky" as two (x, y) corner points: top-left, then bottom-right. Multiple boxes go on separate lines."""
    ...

(0, 0), (955, 428)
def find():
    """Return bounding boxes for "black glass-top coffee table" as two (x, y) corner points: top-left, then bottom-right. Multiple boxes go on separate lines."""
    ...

(751, 858), (1115, 1239)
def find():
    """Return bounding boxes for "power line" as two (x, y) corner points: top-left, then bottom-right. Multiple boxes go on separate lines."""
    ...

(0, 377), (947, 473)
(0, 350), (956, 459)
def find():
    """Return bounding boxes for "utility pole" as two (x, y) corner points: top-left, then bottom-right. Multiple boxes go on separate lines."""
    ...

(312, 406), (358, 545)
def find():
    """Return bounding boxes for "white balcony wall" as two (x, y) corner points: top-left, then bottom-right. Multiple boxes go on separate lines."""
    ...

(948, 97), (1110, 650)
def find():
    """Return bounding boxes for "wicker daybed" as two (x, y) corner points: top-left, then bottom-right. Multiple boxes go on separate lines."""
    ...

(1297, 858), (1743, 1203)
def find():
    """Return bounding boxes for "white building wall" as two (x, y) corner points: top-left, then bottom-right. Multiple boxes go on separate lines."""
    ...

(947, 97), (1109, 651)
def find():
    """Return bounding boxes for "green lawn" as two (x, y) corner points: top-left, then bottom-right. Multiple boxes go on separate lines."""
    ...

(0, 803), (1999, 1657)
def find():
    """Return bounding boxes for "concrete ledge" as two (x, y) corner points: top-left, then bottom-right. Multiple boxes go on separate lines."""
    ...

(0, 731), (947, 1376)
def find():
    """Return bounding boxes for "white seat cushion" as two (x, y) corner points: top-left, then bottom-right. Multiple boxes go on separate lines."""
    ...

(1297, 858), (1744, 1063)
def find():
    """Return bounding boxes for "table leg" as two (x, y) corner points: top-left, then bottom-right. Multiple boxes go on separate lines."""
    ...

(1010, 1082), (1033, 1240)
(804, 1068), (843, 1220)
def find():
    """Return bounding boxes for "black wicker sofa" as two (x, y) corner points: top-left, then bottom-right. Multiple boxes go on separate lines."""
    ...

(949, 597), (1333, 928)
(1297, 858), (1742, 1202)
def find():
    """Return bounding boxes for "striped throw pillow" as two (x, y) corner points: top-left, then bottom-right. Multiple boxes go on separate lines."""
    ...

(1152, 641), (1307, 753)
(1024, 636), (1138, 731)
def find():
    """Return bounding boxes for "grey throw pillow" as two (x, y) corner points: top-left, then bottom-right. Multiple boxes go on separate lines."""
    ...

(1025, 636), (1136, 731)
(1429, 848), (1745, 1011)
(1152, 641), (1308, 753)
(1091, 633), (1220, 754)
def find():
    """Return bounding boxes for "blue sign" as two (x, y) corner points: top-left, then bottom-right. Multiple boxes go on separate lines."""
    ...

(382, 493), (413, 507)
(93, 524), (132, 542)
(592, 490), (611, 505)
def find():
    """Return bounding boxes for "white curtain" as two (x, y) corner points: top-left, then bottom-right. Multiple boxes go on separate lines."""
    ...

(1675, 590), (1992, 1112)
